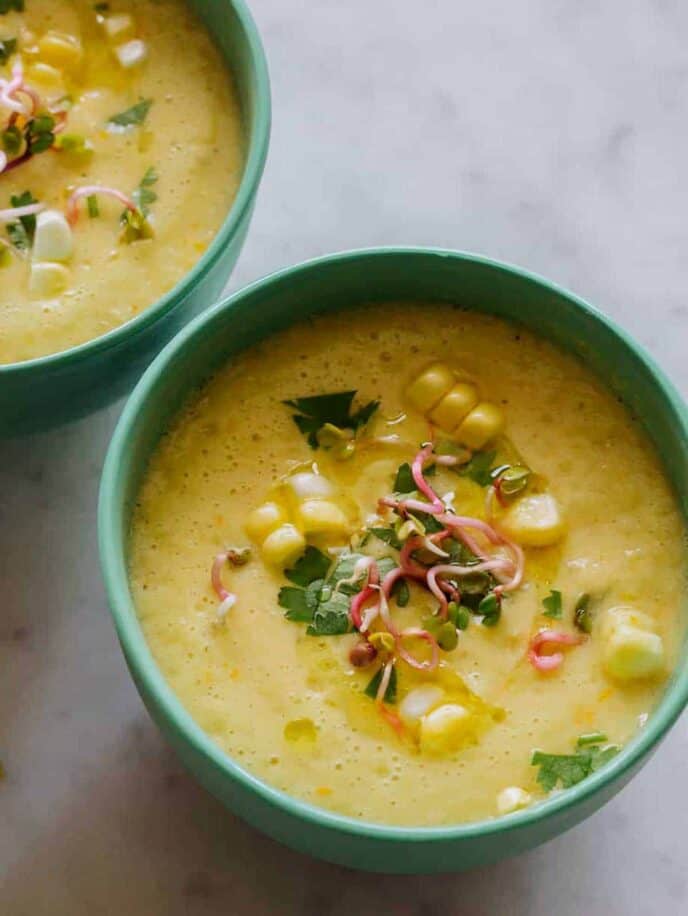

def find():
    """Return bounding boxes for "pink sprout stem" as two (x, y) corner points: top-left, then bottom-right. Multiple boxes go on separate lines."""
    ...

(411, 443), (443, 510)
(66, 185), (137, 226)
(528, 628), (583, 672)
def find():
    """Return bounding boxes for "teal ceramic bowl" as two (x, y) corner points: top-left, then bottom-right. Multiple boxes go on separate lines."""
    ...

(0, 0), (270, 438)
(99, 248), (688, 873)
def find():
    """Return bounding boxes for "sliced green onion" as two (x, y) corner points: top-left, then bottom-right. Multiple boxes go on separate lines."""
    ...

(87, 195), (99, 218)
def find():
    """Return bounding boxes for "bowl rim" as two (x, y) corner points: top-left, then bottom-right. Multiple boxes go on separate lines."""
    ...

(0, 0), (271, 377)
(99, 246), (688, 844)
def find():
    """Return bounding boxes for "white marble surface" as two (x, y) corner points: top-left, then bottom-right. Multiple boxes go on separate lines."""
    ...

(2, 0), (687, 911)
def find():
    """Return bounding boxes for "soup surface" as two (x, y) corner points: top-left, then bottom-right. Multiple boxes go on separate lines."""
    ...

(0, 0), (243, 363)
(130, 304), (686, 826)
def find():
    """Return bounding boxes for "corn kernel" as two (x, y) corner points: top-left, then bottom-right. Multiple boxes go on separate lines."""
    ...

(260, 524), (306, 567)
(601, 606), (664, 681)
(284, 472), (335, 504)
(500, 493), (566, 547)
(244, 502), (287, 543)
(455, 401), (505, 449)
(38, 31), (84, 71)
(429, 382), (480, 432)
(398, 686), (444, 725)
(27, 62), (64, 90)
(406, 363), (455, 413)
(294, 499), (350, 536)
(102, 14), (135, 42)
(497, 786), (531, 815)
(114, 39), (148, 69)
(29, 262), (71, 298)
(32, 210), (73, 263)
(419, 703), (471, 754)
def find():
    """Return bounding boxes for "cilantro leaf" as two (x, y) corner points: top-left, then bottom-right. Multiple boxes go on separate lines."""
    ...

(133, 166), (158, 215)
(6, 191), (37, 251)
(0, 0), (23, 13)
(394, 462), (415, 493)
(532, 736), (619, 791)
(364, 665), (397, 703)
(408, 510), (444, 534)
(278, 586), (312, 622)
(0, 37), (16, 64)
(458, 450), (497, 487)
(108, 98), (153, 129)
(393, 461), (435, 494)
(542, 589), (563, 619)
(369, 527), (402, 550)
(284, 546), (331, 587)
(531, 750), (592, 791)
(307, 588), (351, 636)
(283, 390), (379, 449)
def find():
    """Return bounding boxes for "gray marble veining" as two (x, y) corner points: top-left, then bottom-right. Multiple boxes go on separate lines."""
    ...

(2, 0), (687, 912)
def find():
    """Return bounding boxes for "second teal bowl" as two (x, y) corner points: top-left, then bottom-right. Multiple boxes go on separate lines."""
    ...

(99, 248), (688, 873)
(0, 0), (270, 437)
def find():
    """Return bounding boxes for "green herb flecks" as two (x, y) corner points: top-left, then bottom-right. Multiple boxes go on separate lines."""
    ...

(391, 577), (410, 607)
(364, 664), (397, 704)
(0, 0), (23, 14)
(108, 98), (153, 129)
(284, 546), (331, 587)
(458, 450), (497, 487)
(0, 36), (17, 64)
(120, 168), (157, 243)
(133, 166), (158, 215)
(283, 390), (380, 450)
(542, 589), (563, 620)
(574, 592), (593, 634)
(531, 734), (619, 791)
(5, 191), (38, 251)
(393, 460), (435, 495)
(87, 195), (99, 219)
(279, 548), (381, 636)
(369, 526), (402, 550)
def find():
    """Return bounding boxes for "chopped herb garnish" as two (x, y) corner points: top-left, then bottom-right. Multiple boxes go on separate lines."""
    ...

(87, 195), (99, 219)
(277, 586), (312, 622)
(531, 734), (620, 791)
(279, 549), (382, 636)
(284, 546), (331, 587)
(133, 166), (158, 215)
(408, 509), (444, 534)
(108, 98), (153, 129)
(574, 592), (593, 633)
(458, 450), (497, 487)
(577, 731), (608, 748)
(283, 390), (379, 449)
(5, 191), (38, 251)
(0, 0), (23, 14)
(0, 36), (16, 64)
(369, 526), (402, 550)
(393, 460), (435, 495)
(448, 601), (471, 630)
(364, 665), (397, 704)
(542, 589), (563, 619)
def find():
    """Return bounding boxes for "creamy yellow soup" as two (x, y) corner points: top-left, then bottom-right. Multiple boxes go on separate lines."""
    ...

(130, 305), (686, 827)
(0, 0), (243, 363)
